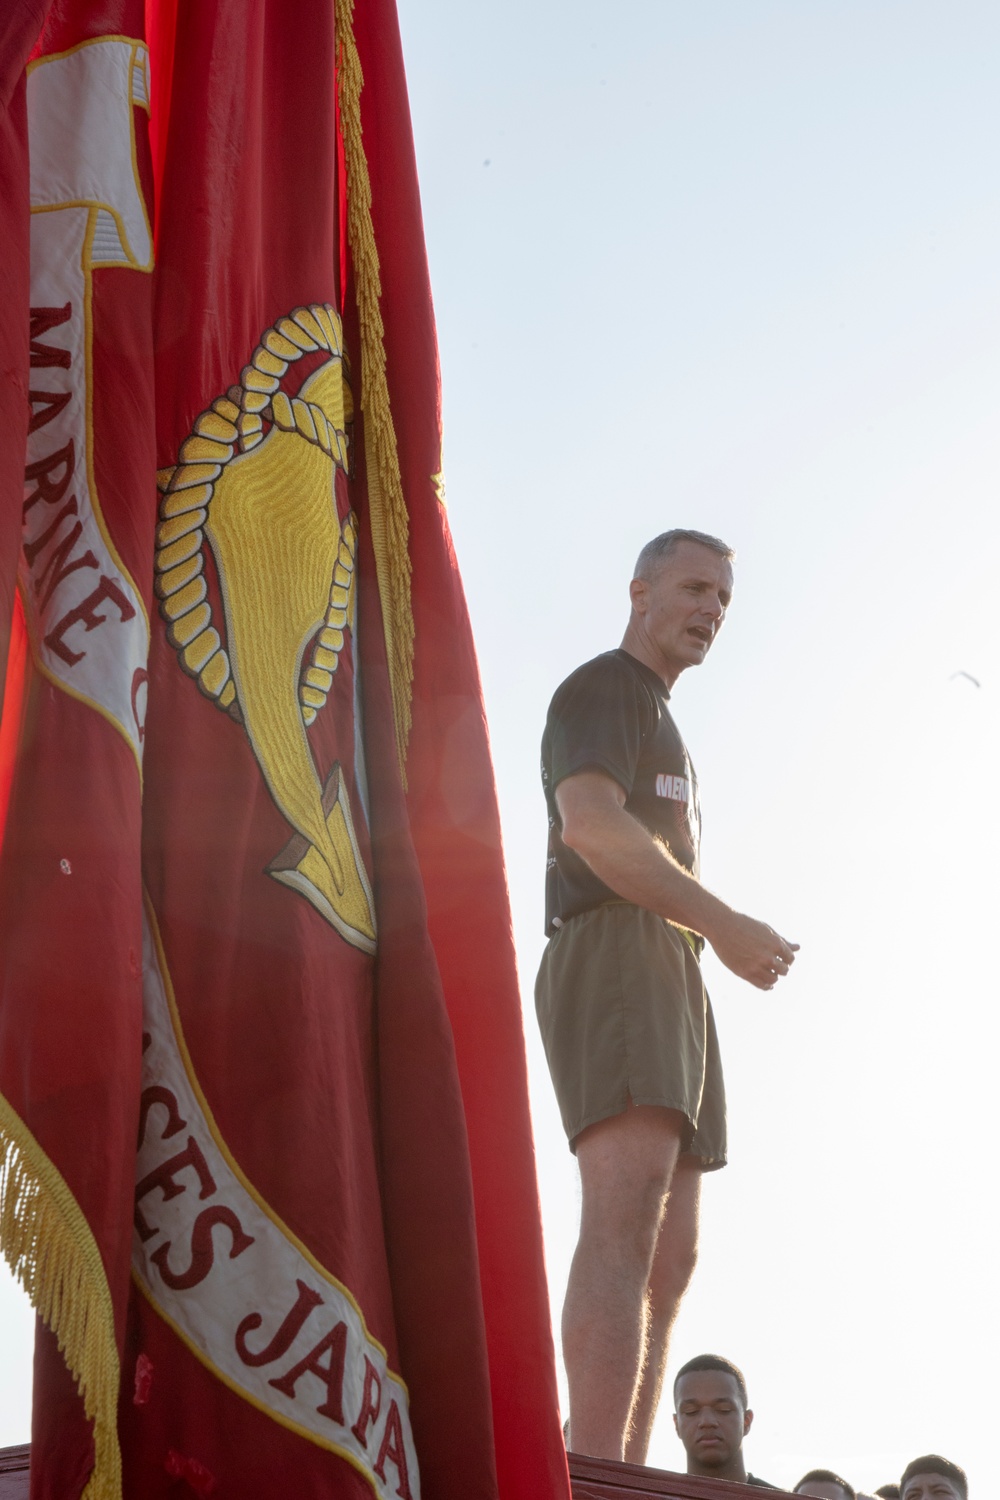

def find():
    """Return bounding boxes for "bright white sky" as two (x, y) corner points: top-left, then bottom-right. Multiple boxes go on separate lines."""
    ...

(3, 2), (999, 1492)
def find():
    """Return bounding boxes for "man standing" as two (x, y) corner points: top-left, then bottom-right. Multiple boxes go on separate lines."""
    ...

(535, 530), (798, 1461)
(672, 1353), (777, 1487)
(796, 1470), (857, 1500)
(900, 1458), (968, 1500)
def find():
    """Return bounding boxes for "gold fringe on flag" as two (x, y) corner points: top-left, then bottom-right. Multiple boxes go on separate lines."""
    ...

(335, 0), (415, 778)
(0, 1091), (122, 1500)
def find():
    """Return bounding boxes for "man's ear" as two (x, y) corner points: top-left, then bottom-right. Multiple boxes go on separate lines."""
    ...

(628, 576), (647, 613)
(673, 1413), (680, 1435)
(743, 1407), (754, 1436)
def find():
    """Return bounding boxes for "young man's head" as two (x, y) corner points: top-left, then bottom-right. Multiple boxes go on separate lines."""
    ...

(900, 1457), (967, 1500)
(673, 1354), (751, 1480)
(875, 1489), (901, 1500)
(796, 1469), (856, 1500)
(625, 529), (735, 688)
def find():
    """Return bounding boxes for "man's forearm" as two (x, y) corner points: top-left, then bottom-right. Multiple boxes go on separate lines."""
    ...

(556, 772), (798, 989)
(562, 800), (731, 942)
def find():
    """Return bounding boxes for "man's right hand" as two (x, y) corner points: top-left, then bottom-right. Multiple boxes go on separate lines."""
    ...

(705, 909), (799, 991)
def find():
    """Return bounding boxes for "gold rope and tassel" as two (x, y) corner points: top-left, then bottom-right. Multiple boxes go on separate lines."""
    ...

(334, 0), (415, 779)
(0, 1092), (122, 1500)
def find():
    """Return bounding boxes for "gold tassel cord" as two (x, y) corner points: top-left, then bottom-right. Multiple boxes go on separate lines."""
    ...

(334, 0), (415, 778)
(0, 1092), (122, 1500)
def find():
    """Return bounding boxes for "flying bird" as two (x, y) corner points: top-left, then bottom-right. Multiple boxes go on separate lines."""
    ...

(950, 671), (981, 688)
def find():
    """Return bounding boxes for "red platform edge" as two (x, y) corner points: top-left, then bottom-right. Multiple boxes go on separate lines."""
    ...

(0, 1443), (799, 1499)
(569, 1453), (798, 1500)
(0, 1445), (29, 1500)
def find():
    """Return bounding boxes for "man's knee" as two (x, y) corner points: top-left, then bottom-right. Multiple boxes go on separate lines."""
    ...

(649, 1160), (701, 1307)
(575, 1107), (686, 1249)
(652, 1229), (698, 1305)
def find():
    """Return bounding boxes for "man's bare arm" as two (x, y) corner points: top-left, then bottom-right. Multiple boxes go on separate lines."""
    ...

(556, 770), (798, 991)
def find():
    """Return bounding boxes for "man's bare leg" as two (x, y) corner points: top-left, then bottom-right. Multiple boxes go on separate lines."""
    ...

(623, 1156), (701, 1464)
(563, 1105), (686, 1459)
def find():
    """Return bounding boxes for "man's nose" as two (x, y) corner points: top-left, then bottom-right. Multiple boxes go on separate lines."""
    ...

(702, 595), (725, 621)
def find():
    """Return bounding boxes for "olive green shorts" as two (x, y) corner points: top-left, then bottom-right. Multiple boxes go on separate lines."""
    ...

(534, 904), (727, 1168)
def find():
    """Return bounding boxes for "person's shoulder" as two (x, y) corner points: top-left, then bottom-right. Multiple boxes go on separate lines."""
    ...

(554, 650), (630, 690)
(551, 650), (654, 703)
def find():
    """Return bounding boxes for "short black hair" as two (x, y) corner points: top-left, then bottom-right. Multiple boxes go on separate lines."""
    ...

(796, 1469), (856, 1500)
(900, 1456), (967, 1499)
(875, 1488), (901, 1499)
(673, 1354), (748, 1411)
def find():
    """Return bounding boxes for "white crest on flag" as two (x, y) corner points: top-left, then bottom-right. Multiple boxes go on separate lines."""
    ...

(134, 904), (419, 1500)
(23, 38), (152, 766)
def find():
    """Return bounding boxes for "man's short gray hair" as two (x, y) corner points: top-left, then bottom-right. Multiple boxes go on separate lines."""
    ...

(634, 529), (735, 580)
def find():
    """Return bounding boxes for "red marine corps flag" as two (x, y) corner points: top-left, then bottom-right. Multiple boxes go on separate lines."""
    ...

(0, 10), (157, 1500)
(0, 4), (570, 1500)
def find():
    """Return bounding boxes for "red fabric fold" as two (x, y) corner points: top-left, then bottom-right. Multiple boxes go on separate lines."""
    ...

(1, 4), (568, 1496)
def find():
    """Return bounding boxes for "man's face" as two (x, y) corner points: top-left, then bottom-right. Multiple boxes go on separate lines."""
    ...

(629, 541), (734, 683)
(902, 1476), (963, 1500)
(673, 1369), (751, 1470)
(797, 1484), (852, 1500)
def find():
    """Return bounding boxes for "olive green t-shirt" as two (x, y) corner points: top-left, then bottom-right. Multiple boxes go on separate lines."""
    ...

(541, 649), (700, 935)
